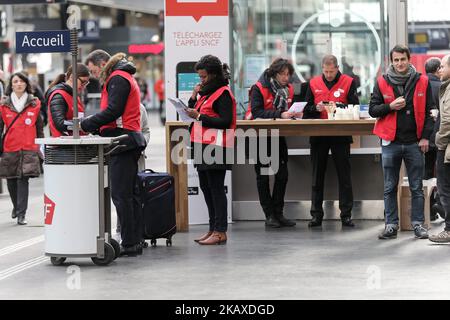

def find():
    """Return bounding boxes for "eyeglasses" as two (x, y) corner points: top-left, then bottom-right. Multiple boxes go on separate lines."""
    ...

(78, 78), (90, 86)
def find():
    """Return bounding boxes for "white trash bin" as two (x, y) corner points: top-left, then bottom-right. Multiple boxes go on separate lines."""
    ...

(36, 135), (127, 266)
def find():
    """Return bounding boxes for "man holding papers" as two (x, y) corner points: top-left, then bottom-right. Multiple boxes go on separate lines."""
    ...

(303, 55), (359, 228)
(245, 58), (302, 228)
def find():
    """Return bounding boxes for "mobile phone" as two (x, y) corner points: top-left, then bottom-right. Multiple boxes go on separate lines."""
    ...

(176, 62), (200, 105)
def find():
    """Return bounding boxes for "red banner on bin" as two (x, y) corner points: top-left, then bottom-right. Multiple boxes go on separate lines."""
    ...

(44, 194), (55, 225)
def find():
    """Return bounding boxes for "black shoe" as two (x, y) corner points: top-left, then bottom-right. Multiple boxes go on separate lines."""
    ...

(378, 225), (398, 239)
(432, 203), (446, 220)
(276, 215), (296, 227)
(11, 210), (17, 219)
(341, 217), (355, 227)
(265, 216), (282, 228)
(308, 217), (322, 228)
(413, 224), (429, 239)
(119, 245), (139, 257)
(17, 216), (27, 225)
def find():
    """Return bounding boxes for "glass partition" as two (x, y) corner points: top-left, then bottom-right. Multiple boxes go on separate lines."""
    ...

(232, 0), (389, 118)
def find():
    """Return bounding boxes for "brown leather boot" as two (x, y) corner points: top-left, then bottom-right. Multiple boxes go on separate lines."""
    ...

(198, 231), (227, 245)
(194, 231), (213, 243)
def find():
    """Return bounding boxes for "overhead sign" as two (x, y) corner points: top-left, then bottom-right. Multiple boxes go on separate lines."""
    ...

(16, 30), (71, 53)
(78, 20), (100, 42)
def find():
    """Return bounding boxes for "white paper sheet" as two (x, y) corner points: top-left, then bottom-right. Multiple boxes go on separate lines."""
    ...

(288, 102), (307, 113)
(168, 98), (194, 123)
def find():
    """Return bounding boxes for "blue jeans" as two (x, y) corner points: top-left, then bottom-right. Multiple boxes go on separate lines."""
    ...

(382, 142), (425, 227)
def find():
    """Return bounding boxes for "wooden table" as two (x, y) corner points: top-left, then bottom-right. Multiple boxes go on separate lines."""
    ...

(166, 119), (377, 231)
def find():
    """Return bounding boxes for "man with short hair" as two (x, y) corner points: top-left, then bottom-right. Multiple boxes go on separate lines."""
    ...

(81, 49), (146, 256)
(369, 45), (434, 240)
(303, 55), (359, 228)
(429, 54), (450, 242)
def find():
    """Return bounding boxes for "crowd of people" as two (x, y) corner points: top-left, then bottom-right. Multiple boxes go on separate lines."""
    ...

(1, 44), (450, 256)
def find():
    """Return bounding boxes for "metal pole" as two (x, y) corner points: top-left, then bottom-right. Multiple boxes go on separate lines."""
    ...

(380, 0), (386, 72)
(70, 28), (79, 139)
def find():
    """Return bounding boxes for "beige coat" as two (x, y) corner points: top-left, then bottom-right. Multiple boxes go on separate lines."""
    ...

(436, 79), (450, 162)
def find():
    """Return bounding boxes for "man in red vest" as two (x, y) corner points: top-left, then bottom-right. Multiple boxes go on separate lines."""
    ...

(303, 55), (359, 228)
(81, 50), (147, 256)
(369, 45), (434, 240)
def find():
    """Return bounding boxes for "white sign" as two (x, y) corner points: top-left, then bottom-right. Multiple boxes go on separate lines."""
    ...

(164, 0), (230, 120)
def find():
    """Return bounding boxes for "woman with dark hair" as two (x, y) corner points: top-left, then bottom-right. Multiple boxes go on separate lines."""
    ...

(244, 58), (302, 228)
(185, 55), (236, 245)
(0, 72), (44, 225)
(45, 63), (90, 137)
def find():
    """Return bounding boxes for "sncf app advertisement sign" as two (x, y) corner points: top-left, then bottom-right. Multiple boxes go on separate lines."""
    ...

(164, 0), (232, 225)
(164, 0), (230, 120)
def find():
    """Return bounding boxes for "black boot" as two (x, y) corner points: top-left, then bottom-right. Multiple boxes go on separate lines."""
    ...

(265, 215), (282, 228)
(308, 216), (322, 227)
(341, 217), (355, 227)
(17, 215), (27, 225)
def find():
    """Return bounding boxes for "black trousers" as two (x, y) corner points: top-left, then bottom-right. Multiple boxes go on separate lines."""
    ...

(198, 169), (228, 232)
(159, 100), (165, 125)
(254, 137), (289, 219)
(7, 177), (29, 218)
(110, 149), (142, 247)
(424, 147), (437, 179)
(310, 142), (353, 219)
(436, 150), (450, 231)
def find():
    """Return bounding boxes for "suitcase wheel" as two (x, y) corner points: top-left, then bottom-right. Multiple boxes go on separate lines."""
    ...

(166, 239), (172, 247)
(142, 241), (149, 249)
(151, 239), (157, 247)
(50, 257), (66, 266)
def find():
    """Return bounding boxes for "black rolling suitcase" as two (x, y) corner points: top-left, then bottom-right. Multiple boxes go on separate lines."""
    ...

(137, 169), (176, 247)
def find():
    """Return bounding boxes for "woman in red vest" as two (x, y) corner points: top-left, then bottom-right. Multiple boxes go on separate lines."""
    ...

(45, 63), (90, 137)
(245, 58), (301, 228)
(185, 55), (236, 245)
(0, 72), (44, 225)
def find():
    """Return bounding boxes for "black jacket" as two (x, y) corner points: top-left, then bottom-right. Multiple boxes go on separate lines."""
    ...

(427, 73), (441, 109)
(303, 72), (359, 144)
(427, 73), (440, 148)
(250, 71), (303, 119)
(80, 59), (146, 153)
(188, 78), (233, 171)
(369, 73), (434, 144)
(45, 82), (73, 136)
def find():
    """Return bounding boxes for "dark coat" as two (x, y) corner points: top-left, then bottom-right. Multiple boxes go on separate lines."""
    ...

(188, 78), (233, 171)
(0, 95), (44, 178)
(45, 82), (74, 135)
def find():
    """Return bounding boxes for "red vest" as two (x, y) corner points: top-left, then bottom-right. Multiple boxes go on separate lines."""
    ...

(373, 75), (428, 141)
(47, 89), (85, 137)
(100, 70), (141, 133)
(0, 98), (41, 152)
(190, 86), (237, 148)
(309, 74), (353, 119)
(244, 82), (294, 120)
